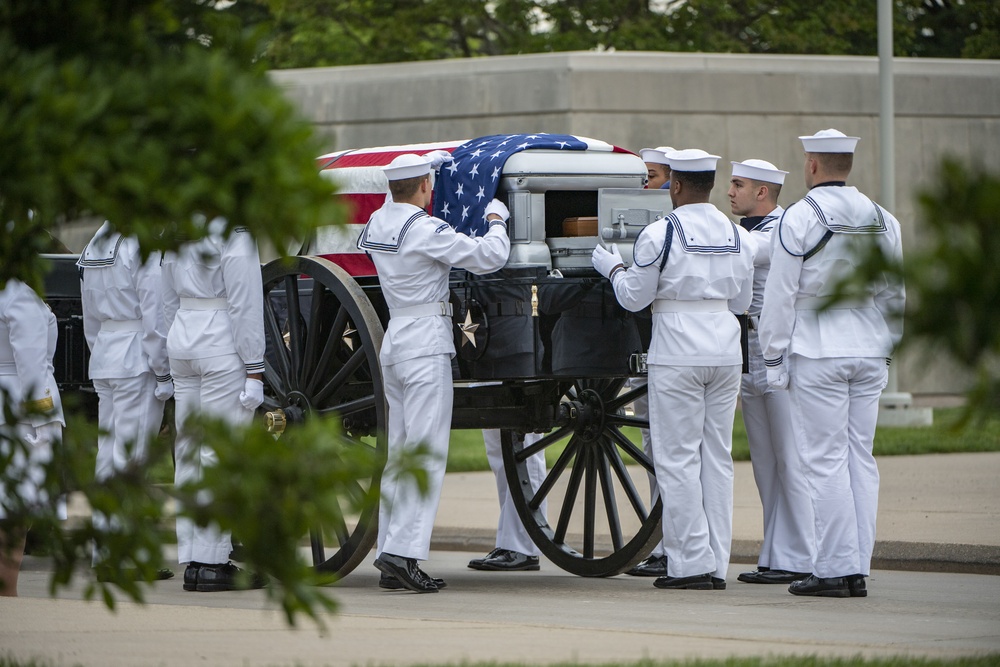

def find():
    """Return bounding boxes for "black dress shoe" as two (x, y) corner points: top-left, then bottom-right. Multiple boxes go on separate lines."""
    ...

(95, 567), (174, 583)
(711, 577), (726, 590)
(467, 548), (540, 572)
(373, 553), (439, 593)
(468, 548), (503, 569)
(788, 574), (850, 598)
(183, 563), (201, 591)
(191, 562), (268, 592)
(738, 568), (811, 584)
(847, 574), (867, 597)
(379, 572), (447, 590)
(625, 555), (667, 577)
(653, 573), (713, 590)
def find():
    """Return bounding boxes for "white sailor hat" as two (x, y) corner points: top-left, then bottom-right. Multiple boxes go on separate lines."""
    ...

(666, 148), (721, 172)
(731, 159), (788, 185)
(639, 146), (674, 165)
(799, 129), (860, 154)
(383, 153), (432, 181)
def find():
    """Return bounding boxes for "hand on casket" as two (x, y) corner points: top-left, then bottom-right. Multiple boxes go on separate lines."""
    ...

(591, 243), (624, 279)
(485, 199), (510, 223)
(426, 150), (454, 169)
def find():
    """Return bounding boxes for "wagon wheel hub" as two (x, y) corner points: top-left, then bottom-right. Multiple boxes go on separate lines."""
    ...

(566, 388), (606, 443)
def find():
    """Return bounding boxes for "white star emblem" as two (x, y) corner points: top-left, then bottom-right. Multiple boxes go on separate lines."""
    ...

(470, 163), (480, 178)
(446, 161), (459, 176)
(557, 141), (570, 149)
(527, 135), (540, 139)
(458, 310), (479, 347)
(456, 183), (464, 198)
(475, 185), (485, 202)
(461, 205), (470, 221)
(490, 150), (503, 160)
(441, 202), (450, 218)
(471, 148), (483, 158)
(517, 142), (530, 150)
(491, 166), (500, 181)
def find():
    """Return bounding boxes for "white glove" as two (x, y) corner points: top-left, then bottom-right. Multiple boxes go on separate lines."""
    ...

(426, 149), (454, 169)
(30, 421), (62, 447)
(239, 378), (264, 410)
(591, 243), (624, 279)
(484, 198), (510, 223)
(154, 379), (174, 401)
(766, 363), (789, 390)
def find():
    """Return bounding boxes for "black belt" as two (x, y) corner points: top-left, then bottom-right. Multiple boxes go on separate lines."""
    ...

(483, 301), (532, 317)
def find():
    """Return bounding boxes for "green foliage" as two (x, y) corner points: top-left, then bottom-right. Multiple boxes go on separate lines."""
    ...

(1, 394), (427, 626)
(0, 0), (338, 293)
(838, 159), (1000, 420)
(249, 0), (999, 69)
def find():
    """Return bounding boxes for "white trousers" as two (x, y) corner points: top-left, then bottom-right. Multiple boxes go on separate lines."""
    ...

(788, 355), (885, 578)
(740, 332), (813, 573)
(482, 429), (546, 556)
(93, 373), (163, 480)
(627, 377), (666, 558)
(172, 354), (252, 565)
(92, 373), (165, 563)
(377, 354), (452, 562)
(648, 364), (739, 579)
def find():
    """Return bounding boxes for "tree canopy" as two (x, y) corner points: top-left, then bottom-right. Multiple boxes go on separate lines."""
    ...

(249, 0), (999, 69)
(0, 0), (338, 292)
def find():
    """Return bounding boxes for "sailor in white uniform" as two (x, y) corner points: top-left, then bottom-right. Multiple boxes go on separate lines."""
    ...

(759, 129), (905, 598)
(358, 152), (510, 592)
(624, 145), (677, 578)
(0, 279), (65, 596)
(161, 218), (266, 592)
(592, 149), (755, 590)
(467, 429), (545, 572)
(727, 160), (814, 585)
(78, 223), (174, 579)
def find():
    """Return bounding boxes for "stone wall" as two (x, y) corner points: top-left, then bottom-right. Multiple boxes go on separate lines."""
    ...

(271, 52), (1000, 395)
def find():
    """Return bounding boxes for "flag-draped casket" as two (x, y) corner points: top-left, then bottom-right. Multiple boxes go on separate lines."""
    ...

(310, 134), (666, 380)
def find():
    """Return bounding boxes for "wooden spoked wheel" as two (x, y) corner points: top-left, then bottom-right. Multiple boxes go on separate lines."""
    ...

(502, 378), (662, 577)
(261, 256), (386, 576)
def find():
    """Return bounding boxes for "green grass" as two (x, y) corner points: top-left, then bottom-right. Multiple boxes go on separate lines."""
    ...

(141, 407), (999, 480)
(445, 407), (1000, 473)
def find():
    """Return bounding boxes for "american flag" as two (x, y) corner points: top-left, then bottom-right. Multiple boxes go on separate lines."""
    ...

(312, 134), (620, 276)
(313, 140), (465, 276)
(432, 133), (589, 237)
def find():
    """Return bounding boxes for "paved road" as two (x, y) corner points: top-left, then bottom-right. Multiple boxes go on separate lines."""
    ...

(4, 550), (1000, 667)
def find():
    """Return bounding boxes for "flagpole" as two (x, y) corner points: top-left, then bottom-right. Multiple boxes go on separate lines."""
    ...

(877, 0), (930, 426)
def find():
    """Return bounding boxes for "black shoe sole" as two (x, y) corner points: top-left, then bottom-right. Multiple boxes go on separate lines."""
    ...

(468, 562), (540, 572)
(380, 577), (447, 590)
(789, 586), (850, 598)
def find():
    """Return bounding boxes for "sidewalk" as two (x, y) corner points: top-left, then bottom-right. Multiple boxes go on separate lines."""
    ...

(6, 449), (999, 667)
(435, 451), (1000, 574)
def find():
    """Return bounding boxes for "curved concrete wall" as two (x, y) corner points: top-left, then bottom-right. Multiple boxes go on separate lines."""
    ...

(271, 52), (1000, 395)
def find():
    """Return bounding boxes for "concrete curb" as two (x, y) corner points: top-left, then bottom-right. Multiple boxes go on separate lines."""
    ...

(430, 529), (1000, 576)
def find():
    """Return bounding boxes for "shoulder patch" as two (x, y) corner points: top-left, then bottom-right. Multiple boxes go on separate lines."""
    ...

(234, 226), (250, 234)
(434, 223), (450, 234)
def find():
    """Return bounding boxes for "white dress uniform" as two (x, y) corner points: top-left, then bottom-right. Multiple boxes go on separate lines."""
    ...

(760, 159), (904, 578)
(607, 192), (755, 580)
(0, 280), (65, 519)
(481, 429), (545, 556)
(79, 224), (170, 480)
(161, 219), (265, 566)
(358, 199), (509, 562)
(739, 205), (815, 575)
